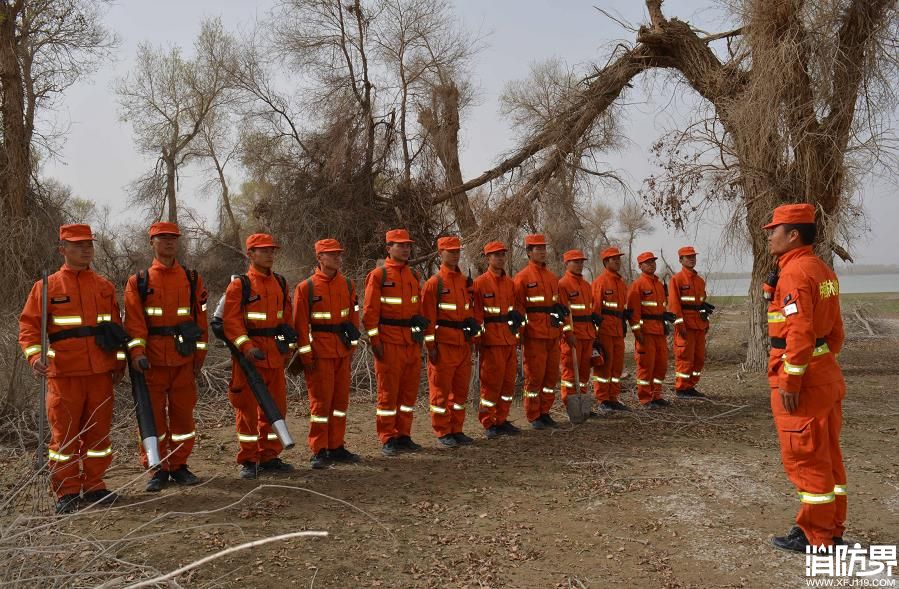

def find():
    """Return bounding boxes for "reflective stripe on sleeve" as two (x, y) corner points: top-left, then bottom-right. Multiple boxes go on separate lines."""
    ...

(312, 311), (332, 320)
(170, 431), (196, 442)
(145, 307), (163, 317)
(176, 307), (191, 316)
(246, 312), (267, 320)
(116, 351), (127, 361)
(424, 335), (435, 342)
(367, 327), (379, 337)
(438, 303), (457, 311)
(602, 301), (618, 308)
(196, 342), (208, 350)
(380, 296), (402, 305)
(680, 296), (696, 302)
(85, 446), (112, 458)
(128, 338), (146, 349)
(674, 318), (684, 325)
(24, 345), (42, 359)
(784, 361), (807, 375)
(833, 484), (847, 496)
(233, 335), (250, 347)
(96, 314), (112, 322)
(640, 301), (658, 307)
(526, 296), (545, 303)
(570, 304), (586, 310)
(299, 345), (312, 354)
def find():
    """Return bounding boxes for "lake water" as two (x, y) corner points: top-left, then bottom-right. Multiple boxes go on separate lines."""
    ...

(708, 273), (899, 297)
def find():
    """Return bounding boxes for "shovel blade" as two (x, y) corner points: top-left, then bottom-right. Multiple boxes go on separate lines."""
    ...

(566, 393), (587, 424)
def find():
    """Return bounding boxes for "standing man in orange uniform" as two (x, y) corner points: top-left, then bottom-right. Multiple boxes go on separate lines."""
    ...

(590, 247), (631, 412)
(292, 238), (362, 469)
(626, 251), (670, 409)
(514, 234), (565, 429)
(222, 234), (295, 479)
(472, 242), (524, 439)
(763, 204), (847, 553)
(558, 249), (596, 411)
(363, 229), (426, 457)
(668, 246), (709, 399)
(421, 236), (480, 448)
(19, 224), (126, 513)
(124, 222), (209, 492)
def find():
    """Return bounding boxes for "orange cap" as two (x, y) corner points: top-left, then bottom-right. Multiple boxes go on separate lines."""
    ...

(149, 222), (181, 237)
(563, 249), (587, 263)
(386, 229), (414, 244)
(524, 234), (547, 247)
(315, 238), (343, 255)
(600, 246), (623, 260)
(678, 246), (697, 257)
(437, 236), (462, 251)
(763, 203), (815, 229)
(483, 241), (507, 255)
(246, 233), (279, 250)
(59, 224), (95, 242)
(636, 251), (657, 264)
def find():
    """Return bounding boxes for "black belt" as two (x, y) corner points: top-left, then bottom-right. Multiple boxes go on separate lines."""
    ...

(525, 306), (552, 314)
(682, 304), (702, 311)
(483, 316), (508, 324)
(641, 313), (664, 321)
(49, 326), (99, 343)
(770, 337), (826, 349)
(437, 319), (464, 329)
(247, 327), (281, 337)
(379, 317), (413, 327)
(148, 326), (180, 336)
(311, 324), (342, 333)
(573, 316), (592, 323)
(601, 309), (623, 318)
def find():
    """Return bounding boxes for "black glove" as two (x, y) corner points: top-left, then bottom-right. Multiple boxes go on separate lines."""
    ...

(461, 317), (482, 340)
(592, 339), (605, 357)
(338, 322), (362, 348)
(137, 357), (150, 370)
(590, 312), (603, 329)
(699, 301), (715, 322)
(251, 348), (266, 361)
(763, 269), (779, 302)
(663, 311), (677, 323)
(506, 310), (525, 335)
(622, 308), (634, 322)
(548, 303), (570, 328)
(410, 315), (430, 344)
(95, 321), (130, 352)
(275, 324), (299, 354)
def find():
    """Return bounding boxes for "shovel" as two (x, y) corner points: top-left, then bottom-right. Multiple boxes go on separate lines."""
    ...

(565, 342), (591, 424)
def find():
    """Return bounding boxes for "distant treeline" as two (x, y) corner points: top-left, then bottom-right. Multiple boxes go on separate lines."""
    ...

(709, 264), (899, 280)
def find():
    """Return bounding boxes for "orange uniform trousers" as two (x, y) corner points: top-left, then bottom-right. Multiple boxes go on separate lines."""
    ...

(477, 345), (516, 429)
(635, 334), (667, 404)
(523, 337), (560, 421)
(674, 328), (706, 391)
(560, 337), (593, 406)
(139, 363), (197, 470)
(374, 342), (422, 444)
(771, 382), (847, 547)
(593, 334), (625, 402)
(428, 343), (472, 437)
(306, 356), (351, 454)
(228, 365), (287, 464)
(47, 373), (114, 498)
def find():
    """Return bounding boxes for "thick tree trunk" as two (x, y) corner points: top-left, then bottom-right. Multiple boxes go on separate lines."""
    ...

(0, 2), (29, 219)
(164, 154), (177, 223)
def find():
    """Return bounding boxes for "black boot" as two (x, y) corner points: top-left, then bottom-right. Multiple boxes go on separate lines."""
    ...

(381, 438), (400, 457)
(397, 436), (422, 452)
(82, 489), (119, 507)
(55, 493), (81, 514)
(169, 465), (199, 485)
(239, 462), (258, 480)
(259, 457), (294, 473)
(145, 469), (169, 492)
(772, 526), (815, 553)
(329, 446), (361, 463)
(310, 449), (331, 470)
(453, 432), (474, 445)
(437, 434), (459, 448)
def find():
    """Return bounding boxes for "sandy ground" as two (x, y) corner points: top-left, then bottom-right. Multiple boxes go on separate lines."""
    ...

(1, 299), (897, 588)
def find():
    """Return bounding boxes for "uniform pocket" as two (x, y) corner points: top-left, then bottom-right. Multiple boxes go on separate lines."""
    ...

(776, 415), (816, 459)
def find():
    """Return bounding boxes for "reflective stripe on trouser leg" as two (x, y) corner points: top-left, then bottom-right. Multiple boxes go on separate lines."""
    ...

(328, 355), (351, 451)
(307, 356), (336, 454)
(478, 344), (516, 429)
(145, 363), (198, 469)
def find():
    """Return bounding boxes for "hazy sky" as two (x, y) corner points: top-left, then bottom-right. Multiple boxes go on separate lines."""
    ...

(43, 0), (899, 273)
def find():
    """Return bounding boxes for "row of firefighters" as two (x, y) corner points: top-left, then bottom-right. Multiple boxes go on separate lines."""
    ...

(19, 203), (849, 555)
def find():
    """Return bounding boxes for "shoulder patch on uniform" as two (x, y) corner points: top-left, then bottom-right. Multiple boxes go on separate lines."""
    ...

(383, 281), (395, 287)
(783, 302), (799, 316)
(483, 292), (495, 299)
(247, 294), (261, 303)
(526, 282), (538, 288)
(50, 296), (70, 304)
(783, 293), (793, 304)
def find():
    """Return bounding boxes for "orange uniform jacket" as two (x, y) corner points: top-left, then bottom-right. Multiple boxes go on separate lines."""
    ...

(362, 259), (422, 345)
(767, 246), (844, 393)
(514, 261), (562, 340)
(293, 269), (360, 361)
(559, 271), (595, 340)
(668, 268), (707, 330)
(20, 264), (125, 376)
(627, 273), (667, 335)
(592, 269), (628, 337)
(472, 269), (520, 346)
(421, 266), (476, 348)
(222, 266), (294, 368)
(123, 260), (209, 367)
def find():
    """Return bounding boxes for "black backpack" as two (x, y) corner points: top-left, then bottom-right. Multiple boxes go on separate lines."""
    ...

(135, 265), (199, 321)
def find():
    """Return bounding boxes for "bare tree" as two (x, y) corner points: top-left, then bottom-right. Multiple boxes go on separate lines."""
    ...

(430, 0), (897, 368)
(617, 201), (655, 282)
(117, 18), (232, 222)
(0, 0), (115, 219)
(582, 200), (617, 276)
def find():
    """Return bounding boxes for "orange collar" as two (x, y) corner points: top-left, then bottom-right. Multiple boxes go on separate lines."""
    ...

(778, 245), (814, 270)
